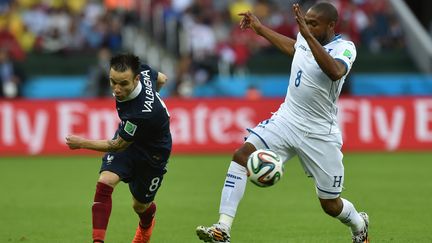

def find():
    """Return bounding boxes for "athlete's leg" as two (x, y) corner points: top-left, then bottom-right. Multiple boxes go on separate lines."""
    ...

(94, 150), (134, 243)
(196, 142), (255, 243)
(319, 197), (364, 230)
(129, 162), (166, 243)
(132, 198), (156, 243)
(197, 116), (295, 242)
(218, 142), (256, 227)
(296, 130), (368, 242)
(218, 118), (294, 228)
(133, 198), (155, 227)
(93, 171), (121, 243)
(319, 197), (369, 242)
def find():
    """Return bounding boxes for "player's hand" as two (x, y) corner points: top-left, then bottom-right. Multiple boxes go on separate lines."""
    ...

(65, 135), (84, 150)
(293, 4), (312, 39)
(239, 11), (262, 34)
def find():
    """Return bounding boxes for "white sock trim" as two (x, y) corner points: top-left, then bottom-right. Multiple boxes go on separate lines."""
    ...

(229, 160), (247, 173)
(218, 213), (234, 230)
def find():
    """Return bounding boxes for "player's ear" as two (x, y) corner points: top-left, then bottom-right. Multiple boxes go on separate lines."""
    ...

(134, 74), (140, 83)
(328, 20), (336, 29)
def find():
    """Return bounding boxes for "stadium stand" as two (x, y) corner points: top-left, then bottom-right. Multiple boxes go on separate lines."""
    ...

(0, 0), (430, 99)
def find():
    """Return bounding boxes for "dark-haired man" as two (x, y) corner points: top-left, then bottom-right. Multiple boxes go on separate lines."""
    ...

(196, 2), (369, 243)
(66, 53), (172, 243)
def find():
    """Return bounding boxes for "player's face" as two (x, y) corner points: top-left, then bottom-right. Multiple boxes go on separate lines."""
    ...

(109, 68), (139, 101)
(304, 9), (334, 45)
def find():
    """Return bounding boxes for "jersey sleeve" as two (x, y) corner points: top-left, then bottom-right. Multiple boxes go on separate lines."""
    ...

(332, 41), (357, 72)
(294, 32), (302, 50)
(117, 119), (146, 142)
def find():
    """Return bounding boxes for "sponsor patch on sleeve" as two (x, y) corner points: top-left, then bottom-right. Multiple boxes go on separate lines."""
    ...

(124, 120), (137, 136)
(343, 49), (352, 59)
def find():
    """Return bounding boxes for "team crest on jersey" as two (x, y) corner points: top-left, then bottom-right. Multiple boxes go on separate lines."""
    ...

(343, 49), (352, 59)
(106, 155), (114, 165)
(124, 120), (137, 136)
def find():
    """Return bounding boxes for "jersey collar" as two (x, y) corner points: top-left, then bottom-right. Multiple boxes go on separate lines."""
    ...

(325, 34), (342, 46)
(115, 81), (142, 102)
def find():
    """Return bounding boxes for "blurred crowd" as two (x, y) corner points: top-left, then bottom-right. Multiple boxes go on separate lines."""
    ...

(0, 0), (142, 59)
(147, 0), (406, 97)
(0, 0), (142, 98)
(0, 0), (405, 99)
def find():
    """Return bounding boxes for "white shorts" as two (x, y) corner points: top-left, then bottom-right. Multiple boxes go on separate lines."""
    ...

(245, 113), (344, 199)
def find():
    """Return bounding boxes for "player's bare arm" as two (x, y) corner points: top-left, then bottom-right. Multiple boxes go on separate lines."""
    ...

(65, 134), (132, 152)
(239, 11), (296, 56)
(156, 72), (167, 92)
(293, 4), (346, 81)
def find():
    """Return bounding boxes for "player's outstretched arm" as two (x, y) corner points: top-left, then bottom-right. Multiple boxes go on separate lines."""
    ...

(239, 11), (296, 56)
(156, 72), (168, 92)
(65, 135), (132, 152)
(292, 4), (346, 81)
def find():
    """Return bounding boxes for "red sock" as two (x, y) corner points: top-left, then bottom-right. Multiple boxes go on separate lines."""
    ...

(92, 182), (113, 241)
(138, 202), (156, 228)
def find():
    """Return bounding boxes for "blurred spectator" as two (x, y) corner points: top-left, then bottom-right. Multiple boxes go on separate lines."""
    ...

(0, 24), (25, 61)
(0, 48), (25, 98)
(173, 54), (194, 97)
(65, 15), (86, 52)
(17, 24), (36, 52)
(85, 46), (112, 97)
(4, 1), (25, 43)
(0, 0), (12, 13)
(83, 0), (105, 26)
(83, 15), (108, 49)
(105, 14), (123, 51)
(386, 15), (404, 49)
(46, 7), (71, 37)
(180, 3), (218, 87)
(272, 9), (297, 38)
(229, 0), (253, 23)
(245, 85), (262, 100)
(334, 0), (369, 44)
(254, 0), (271, 20)
(104, 0), (134, 11)
(21, 4), (49, 37)
(171, 0), (193, 13)
(40, 27), (68, 53)
(66, 0), (87, 14)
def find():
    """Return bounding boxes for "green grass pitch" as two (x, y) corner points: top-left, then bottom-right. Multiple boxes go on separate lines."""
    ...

(1, 152), (431, 242)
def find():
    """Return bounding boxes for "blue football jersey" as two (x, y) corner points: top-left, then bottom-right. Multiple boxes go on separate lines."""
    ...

(115, 64), (172, 168)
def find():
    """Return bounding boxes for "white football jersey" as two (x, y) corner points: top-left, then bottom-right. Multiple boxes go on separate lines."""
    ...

(278, 33), (356, 134)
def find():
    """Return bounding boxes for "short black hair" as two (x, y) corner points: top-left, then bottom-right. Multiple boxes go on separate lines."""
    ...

(310, 1), (338, 23)
(110, 53), (140, 77)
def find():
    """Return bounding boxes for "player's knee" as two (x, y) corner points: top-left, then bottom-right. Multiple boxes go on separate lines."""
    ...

(132, 201), (152, 213)
(319, 198), (342, 217)
(97, 178), (118, 188)
(98, 171), (120, 188)
(232, 150), (249, 167)
(232, 143), (256, 167)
